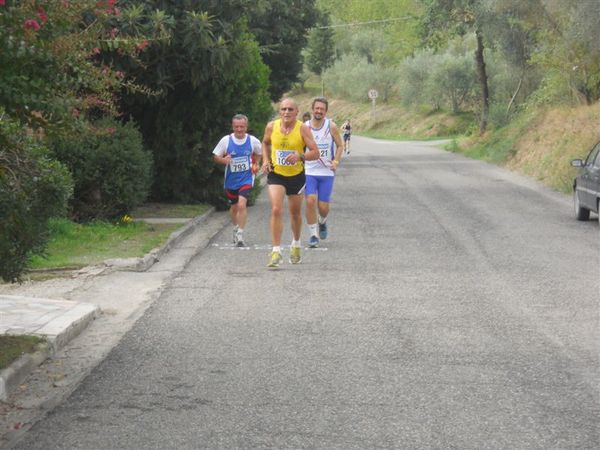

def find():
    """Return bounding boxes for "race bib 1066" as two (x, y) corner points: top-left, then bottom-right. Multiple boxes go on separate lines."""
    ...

(276, 150), (295, 166)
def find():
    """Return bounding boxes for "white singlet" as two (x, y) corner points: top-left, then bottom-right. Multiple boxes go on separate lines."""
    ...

(305, 119), (336, 177)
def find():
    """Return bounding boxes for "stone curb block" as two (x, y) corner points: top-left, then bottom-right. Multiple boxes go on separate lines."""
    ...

(0, 343), (51, 402)
(103, 207), (215, 272)
(0, 302), (99, 402)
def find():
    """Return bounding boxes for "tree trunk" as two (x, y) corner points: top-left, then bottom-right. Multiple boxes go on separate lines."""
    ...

(474, 28), (489, 134)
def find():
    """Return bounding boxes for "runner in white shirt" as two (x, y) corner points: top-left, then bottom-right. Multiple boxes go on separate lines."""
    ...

(304, 97), (344, 248)
(213, 114), (262, 247)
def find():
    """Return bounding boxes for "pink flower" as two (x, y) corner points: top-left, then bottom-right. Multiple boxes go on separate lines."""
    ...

(0, 0), (6, 7)
(92, 47), (101, 55)
(110, 27), (118, 38)
(37, 6), (49, 23)
(24, 19), (41, 31)
(136, 39), (149, 51)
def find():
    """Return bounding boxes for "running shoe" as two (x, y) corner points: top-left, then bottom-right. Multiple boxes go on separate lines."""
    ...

(289, 246), (302, 264)
(267, 251), (282, 268)
(236, 235), (246, 247)
(318, 222), (328, 240)
(309, 235), (319, 248)
(232, 226), (238, 244)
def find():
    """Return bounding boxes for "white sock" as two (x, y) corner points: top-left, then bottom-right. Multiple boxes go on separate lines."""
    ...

(291, 239), (301, 248)
(237, 228), (244, 234)
(308, 223), (318, 237)
(318, 215), (327, 225)
(272, 246), (281, 253)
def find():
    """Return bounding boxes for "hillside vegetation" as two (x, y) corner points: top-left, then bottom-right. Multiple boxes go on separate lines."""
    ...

(293, 90), (600, 194)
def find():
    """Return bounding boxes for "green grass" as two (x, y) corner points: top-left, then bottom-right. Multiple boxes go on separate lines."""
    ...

(26, 203), (211, 271)
(28, 218), (180, 270)
(131, 203), (210, 219)
(0, 335), (45, 370)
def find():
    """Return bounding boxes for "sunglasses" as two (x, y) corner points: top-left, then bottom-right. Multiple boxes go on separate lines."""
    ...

(280, 107), (295, 111)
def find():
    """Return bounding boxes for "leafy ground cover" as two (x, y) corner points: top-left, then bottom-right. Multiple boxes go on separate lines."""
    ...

(0, 335), (45, 370)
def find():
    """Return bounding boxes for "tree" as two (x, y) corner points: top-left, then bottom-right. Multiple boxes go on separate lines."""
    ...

(115, 1), (272, 205)
(247, 0), (320, 100)
(305, 11), (336, 76)
(318, 0), (422, 63)
(419, 0), (492, 133)
(0, 0), (157, 279)
(529, 0), (600, 105)
(0, 0), (154, 137)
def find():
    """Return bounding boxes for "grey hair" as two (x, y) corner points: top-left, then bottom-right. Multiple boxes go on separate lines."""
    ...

(232, 114), (248, 123)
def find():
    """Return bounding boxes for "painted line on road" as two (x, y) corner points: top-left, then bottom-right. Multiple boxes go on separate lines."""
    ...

(211, 243), (329, 251)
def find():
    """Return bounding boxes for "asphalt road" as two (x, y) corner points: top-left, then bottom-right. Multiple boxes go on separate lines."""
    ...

(16, 137), (599, 449)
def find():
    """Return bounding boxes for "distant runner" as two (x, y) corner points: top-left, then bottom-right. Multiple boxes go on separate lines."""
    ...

(304, 97), (344, 248)
(213, 114), (262, 247)
(261, 98), (319, 268)
(341, 119), (352, 154)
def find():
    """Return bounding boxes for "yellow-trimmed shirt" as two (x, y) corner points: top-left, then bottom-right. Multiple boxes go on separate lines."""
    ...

(271, 119), (305, 177)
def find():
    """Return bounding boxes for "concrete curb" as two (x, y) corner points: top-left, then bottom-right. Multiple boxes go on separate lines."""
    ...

(0, 343), (51, 402)
(0, 207), (217, 402)
(0, 299), (99, 402)
(102, 207), (215, 272)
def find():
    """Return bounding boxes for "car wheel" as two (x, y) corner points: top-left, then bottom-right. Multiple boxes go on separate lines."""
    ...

(574, 189), (590, 221)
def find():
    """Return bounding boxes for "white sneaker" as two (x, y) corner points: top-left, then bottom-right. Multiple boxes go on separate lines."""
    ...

(236, 232), (245, 247)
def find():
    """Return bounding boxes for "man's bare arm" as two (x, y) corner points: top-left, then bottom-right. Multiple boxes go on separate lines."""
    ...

(300, 123), (320, 161)
(261, 121), (273, 173)
(330, 122), (344, 165)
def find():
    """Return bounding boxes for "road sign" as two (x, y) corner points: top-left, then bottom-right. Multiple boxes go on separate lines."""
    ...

(368, 89), (378, 99)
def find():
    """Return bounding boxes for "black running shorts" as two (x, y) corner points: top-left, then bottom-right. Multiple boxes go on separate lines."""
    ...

(267, 171), (306, 196)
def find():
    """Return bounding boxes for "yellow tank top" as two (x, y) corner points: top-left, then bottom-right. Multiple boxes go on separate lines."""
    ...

(271, 119), (305, 177)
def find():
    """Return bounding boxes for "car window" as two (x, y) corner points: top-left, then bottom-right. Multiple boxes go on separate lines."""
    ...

(585, 142), (600, 167)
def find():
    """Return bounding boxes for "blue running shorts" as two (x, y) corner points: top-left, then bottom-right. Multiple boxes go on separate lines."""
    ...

(305, 175), (335, 203)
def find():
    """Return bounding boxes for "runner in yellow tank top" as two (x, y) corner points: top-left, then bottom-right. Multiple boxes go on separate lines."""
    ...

(270, 119), (305, 177)
(261, 98), (319, 268)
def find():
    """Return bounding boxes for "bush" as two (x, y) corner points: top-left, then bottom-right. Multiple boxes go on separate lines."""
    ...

(323, 54), (395, 102)
(0, 112), (73, 282)
(50, 118), (152, 221)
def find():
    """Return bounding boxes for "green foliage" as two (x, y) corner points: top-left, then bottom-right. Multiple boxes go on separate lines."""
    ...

(247, 0), (320, 100)
(0, 0), (158, 136)
(399, 38), (476, 112)
(0, 111), (73, 282)
(430, 48), (476, 113)
(318, 0), (422, 63)
(323, 54), (398, 102)
(118, 2), (272, 206)
(49, 118), (152, 221)
(528, 1), (600, 105)
(27, 217), (180, 270)
(305, 11), (336, 76)
(0, 335), (45, 370)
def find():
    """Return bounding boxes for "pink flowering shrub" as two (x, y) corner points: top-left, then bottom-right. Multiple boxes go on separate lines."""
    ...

(0, 0), (164, 135)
